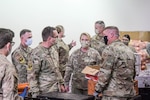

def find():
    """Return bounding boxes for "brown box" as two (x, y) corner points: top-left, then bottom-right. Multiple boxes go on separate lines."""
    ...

(81, 65), (100, 76)
(134, 80), (139, 95)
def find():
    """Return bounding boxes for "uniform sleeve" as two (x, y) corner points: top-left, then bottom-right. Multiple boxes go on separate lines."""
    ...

(11, 52), (27, 83)
(64, 54), (74, 86)
(68, 44), (73, 50)
(0, 65), (23, 100)
(27, 53), (41, 98)
(95, 47), (114, 93)
(95, 50), (102, 65)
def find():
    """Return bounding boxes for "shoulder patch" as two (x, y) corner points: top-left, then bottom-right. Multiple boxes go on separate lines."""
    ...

(27, 60), (33, 70)
(15, 53), (26, 64)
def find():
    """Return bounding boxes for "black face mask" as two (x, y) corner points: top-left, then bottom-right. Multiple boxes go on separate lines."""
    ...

(104, 36), (108, 45)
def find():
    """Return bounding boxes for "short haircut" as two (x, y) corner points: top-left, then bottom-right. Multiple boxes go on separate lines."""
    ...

(42, 26), (56, 41)
(104, 26), (120, 37)
(80, 32), (91, 41)
(95, 20), (105, 28)
(55, 25), (64, 34)
(0, 28), (14, 49)
(20, 29), (31, 37)
(123, 34), (130, 41)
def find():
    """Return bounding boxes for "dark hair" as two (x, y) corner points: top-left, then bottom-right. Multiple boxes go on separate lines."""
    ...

(42, 26), (56, 41)
(20, 29), (31, 37)
(0, 28), (14, 49)
(123, 34), (130, 41)
(95, 20), (105, 28)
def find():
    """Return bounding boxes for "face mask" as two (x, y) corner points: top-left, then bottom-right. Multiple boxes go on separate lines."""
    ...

(104, 36), (108, 45)
(25, 38), (32, 46)
(95, 29), (99, 34)
(81, 41), (90, 48)
(123, 41), (129, 46)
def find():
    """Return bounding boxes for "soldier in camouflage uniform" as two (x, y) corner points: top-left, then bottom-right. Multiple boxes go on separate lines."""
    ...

(94, 26), (136, 100)
(27, 26), (65, 98)
(91, 20), (106, 56)
(64, 32), (101, 95)
(55, 25), (76, 77)
(11, 29), (32, 83)
(122, 34), (137, 53)
(0, 28), (23, 100)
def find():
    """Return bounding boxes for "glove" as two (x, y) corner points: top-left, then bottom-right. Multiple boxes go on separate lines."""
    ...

(19, 87), (28, 98)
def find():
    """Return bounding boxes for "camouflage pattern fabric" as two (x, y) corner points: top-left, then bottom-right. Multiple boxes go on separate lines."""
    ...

(64, 47), (101, 92)
(91, 34), (106, 56)
(0, 54), (23, 100)
(95, 40), (136, 99)
(56, 38), (71, 77)
(27, 44), (64, 98)
(11, 45), (32, 83)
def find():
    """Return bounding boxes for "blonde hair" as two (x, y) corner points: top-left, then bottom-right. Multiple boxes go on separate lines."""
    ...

(55, 25), (64, 33)
(80, 32), (91, 41)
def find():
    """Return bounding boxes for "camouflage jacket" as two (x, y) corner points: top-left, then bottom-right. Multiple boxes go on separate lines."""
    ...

(27, 44), (64, 98)
(95, 40), (136, 98)
(11, 44), (32, 83)
(0, 54), (23, 100)
(64, 47), (101, 89)
(56, 38), (72, 72)
(91, 34), (106, 56)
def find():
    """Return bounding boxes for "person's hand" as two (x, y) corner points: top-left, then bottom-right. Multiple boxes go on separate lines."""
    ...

(19, 87), (28, 98)
(93, 91), (99, 97)
(65, 85), (69, 92)
(93, 91), (102, 100)
(71, 40), (76, 47)
(60, 85), (66, 92)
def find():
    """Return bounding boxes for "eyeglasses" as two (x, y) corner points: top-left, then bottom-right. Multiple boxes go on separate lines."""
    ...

(10, 41), (15, 46)
(52, 36), (58, 38)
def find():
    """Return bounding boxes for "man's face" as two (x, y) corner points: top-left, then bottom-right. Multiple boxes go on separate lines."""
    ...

(122, 36), (129, 45)
(103, 29), (112, 45)
(22, 32), (32, 45)
(6, 41), (15, 56)
(95, 23), (104, 34)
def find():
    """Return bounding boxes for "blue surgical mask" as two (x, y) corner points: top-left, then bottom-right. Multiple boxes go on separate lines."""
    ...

(25, 38), (32, 46)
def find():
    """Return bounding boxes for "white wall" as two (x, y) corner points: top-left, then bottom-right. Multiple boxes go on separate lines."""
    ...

(0, 0), (150, 60)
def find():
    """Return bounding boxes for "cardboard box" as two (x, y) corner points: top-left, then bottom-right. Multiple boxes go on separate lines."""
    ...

(82, 65), (100, 95)
(81, 65), (100, 76)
